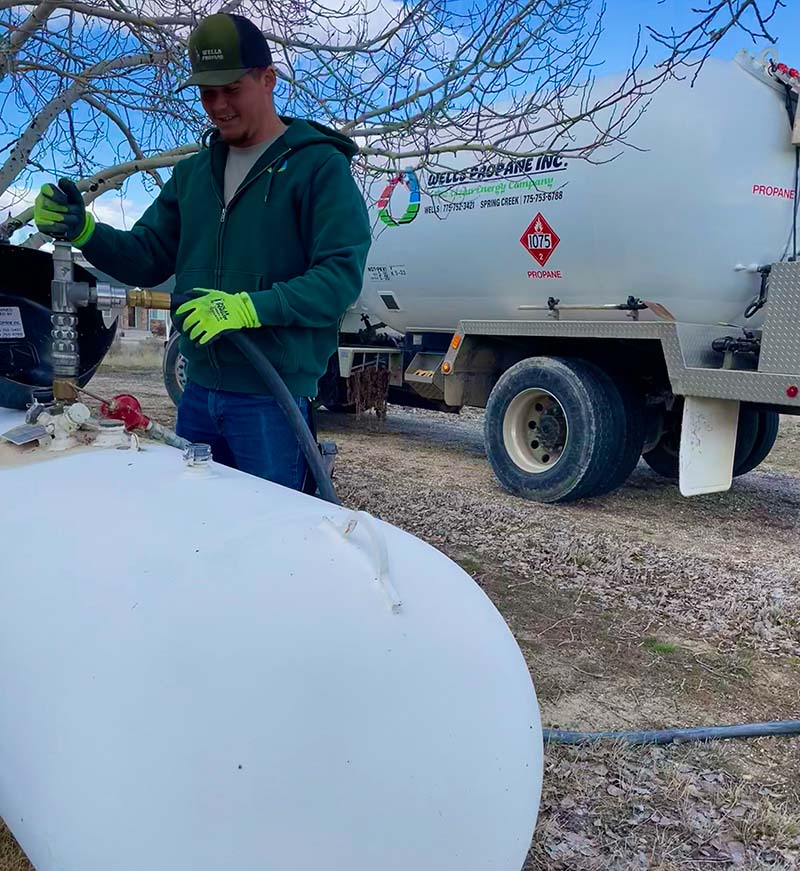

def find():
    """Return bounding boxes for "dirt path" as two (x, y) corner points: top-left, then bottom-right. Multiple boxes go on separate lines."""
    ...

(2, 367), (799, 870)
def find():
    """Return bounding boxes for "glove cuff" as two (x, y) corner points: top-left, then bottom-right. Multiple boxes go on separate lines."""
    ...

(239, 292), (261, 329)
(71, 212), (95, 248)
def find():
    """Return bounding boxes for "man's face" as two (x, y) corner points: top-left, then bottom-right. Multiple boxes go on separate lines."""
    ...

(199, 69), (273, 146)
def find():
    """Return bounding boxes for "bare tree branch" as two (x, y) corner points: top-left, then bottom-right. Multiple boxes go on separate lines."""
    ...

(0, 0), (58, 81)
(0, 0), (785, 248)
(0, 48), (169, 196)
(20, 174), (124, 248)
(0, 144), (197, 239)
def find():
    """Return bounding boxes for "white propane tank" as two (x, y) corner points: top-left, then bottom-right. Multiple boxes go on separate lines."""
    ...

(362, 53), (798, 331)
(0, 407), (543, 871)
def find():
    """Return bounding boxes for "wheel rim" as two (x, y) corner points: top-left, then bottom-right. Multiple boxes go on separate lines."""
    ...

(502, 388), (568, 473)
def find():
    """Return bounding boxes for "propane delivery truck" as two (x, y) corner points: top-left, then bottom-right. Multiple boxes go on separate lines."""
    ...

(154, 50), (798, 503)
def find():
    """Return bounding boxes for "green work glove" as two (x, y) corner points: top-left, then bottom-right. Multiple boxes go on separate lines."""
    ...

(175, 288), (261, 345)
(33, 178), (95, 245)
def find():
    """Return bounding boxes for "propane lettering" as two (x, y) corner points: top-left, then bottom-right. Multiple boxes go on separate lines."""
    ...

(752, 184), (795, 199)
(528, 270), (563, 279)
(428, 154), (566, 189)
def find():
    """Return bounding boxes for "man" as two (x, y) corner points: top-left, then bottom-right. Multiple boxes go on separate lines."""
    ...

(33, 12), (372, 490)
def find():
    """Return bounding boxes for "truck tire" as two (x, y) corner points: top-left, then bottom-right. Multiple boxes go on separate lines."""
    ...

(641, 402), (682, 478)
(316, 354), (356, 413)
(162, 331), (186, 408)
(643, 403), (760, 480)
(733, 409), (779, 477)
(484, 357), (624, 503)
(593, 379), (647, 497)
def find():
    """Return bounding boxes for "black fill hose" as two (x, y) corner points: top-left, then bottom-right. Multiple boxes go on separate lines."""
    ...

(227, 332), (340, 506)
(543, 720), (800, 746)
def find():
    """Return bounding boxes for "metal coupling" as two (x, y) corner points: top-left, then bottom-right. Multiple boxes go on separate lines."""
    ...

(127, 288), (171, 310)
(50, 311), (80, 374)
(50, 241), (81, 400)
(50, 311), (79, 400)
(91, 283), (128, 310)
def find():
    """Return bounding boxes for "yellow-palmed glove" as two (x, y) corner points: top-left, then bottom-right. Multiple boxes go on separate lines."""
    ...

(175, 288), (261, 346)
(33, 179), (95, 245)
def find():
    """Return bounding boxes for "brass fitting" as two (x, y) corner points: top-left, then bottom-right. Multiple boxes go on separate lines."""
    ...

(52, 378), (78, 402)
(127, 289), (171, 310)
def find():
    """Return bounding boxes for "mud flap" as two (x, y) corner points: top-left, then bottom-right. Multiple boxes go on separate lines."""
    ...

(679, 397), (739, 496)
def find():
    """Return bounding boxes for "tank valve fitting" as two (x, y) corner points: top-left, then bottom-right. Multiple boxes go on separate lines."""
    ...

(50, 241), (84, 401)
(48, 246), (172, 402)
(99, 392), (190, 451)
(183, 443), (212, 468)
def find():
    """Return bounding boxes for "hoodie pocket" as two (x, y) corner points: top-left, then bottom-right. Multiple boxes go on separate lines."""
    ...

(172, 267), (215, 307)
(211, 269), (291, 372)
(174, 268), (291, 376)
(173, 267), (262, 299)
(216, 270), (263, 295)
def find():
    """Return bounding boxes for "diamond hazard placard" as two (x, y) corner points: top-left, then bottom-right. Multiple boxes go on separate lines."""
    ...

(520, 213), (560, 266)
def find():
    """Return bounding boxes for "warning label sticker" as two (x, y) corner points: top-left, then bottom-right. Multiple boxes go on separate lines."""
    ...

(520, 213), (560, 266)
(0, 307), (25, 339)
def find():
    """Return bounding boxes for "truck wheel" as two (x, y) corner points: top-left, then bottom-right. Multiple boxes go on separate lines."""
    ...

(593, 379), (646, 497)
(643, 403), (760, 480)
(733, 410), (779, 477)
(162, 331), (186, 408)
(484, 357), (623, 503)
(316, 355), (356, 413)
(641, 403), (682, 479)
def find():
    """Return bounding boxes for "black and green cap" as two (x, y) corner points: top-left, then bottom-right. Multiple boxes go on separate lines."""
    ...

(178, 13), (273, 91)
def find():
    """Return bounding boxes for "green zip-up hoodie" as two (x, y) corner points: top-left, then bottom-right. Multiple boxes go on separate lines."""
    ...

(81, 118), (371, 397)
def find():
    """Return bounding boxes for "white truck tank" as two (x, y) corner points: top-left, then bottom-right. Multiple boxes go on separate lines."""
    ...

(0, 408), (542, 871)
(362, 52), (798, 331)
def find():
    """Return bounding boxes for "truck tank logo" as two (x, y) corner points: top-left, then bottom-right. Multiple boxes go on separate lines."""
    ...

(520, 213), (560, 266)
(377, 171), (420, 227)
(428, 154), (566, 189)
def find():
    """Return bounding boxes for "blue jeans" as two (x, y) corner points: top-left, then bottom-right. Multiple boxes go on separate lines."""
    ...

(176, 381), (310, 490)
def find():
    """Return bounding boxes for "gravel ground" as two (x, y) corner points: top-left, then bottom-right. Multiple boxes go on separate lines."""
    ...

(2, 364), (799, 870)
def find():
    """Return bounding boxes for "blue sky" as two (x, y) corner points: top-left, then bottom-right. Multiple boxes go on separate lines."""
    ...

(3, 0), (798, 242)
(597, 0), (799, 68)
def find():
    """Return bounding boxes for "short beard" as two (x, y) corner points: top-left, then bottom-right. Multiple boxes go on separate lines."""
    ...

(218, 127), (249, 147)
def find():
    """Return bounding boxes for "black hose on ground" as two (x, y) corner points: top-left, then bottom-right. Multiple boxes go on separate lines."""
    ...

(543, 720), (800, 746)
(227, 332), (340, 506)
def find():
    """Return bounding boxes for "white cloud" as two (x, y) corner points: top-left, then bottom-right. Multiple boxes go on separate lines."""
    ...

(88, 193), (147, 230)
(0, 185), (38, 245)
(0, 178), (154, 245)
(0, 184), (37, 216)
(293, 0), (406, 44)
(265, 0), (407, 65)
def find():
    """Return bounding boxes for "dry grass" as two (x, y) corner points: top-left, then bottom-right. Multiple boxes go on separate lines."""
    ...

(99, 337), (164, 371)
(0, 820), (29, 871)
(526, 742), (799, 870)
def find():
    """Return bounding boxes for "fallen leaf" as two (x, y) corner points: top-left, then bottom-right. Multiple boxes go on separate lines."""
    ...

(726, 840), (746, 865)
